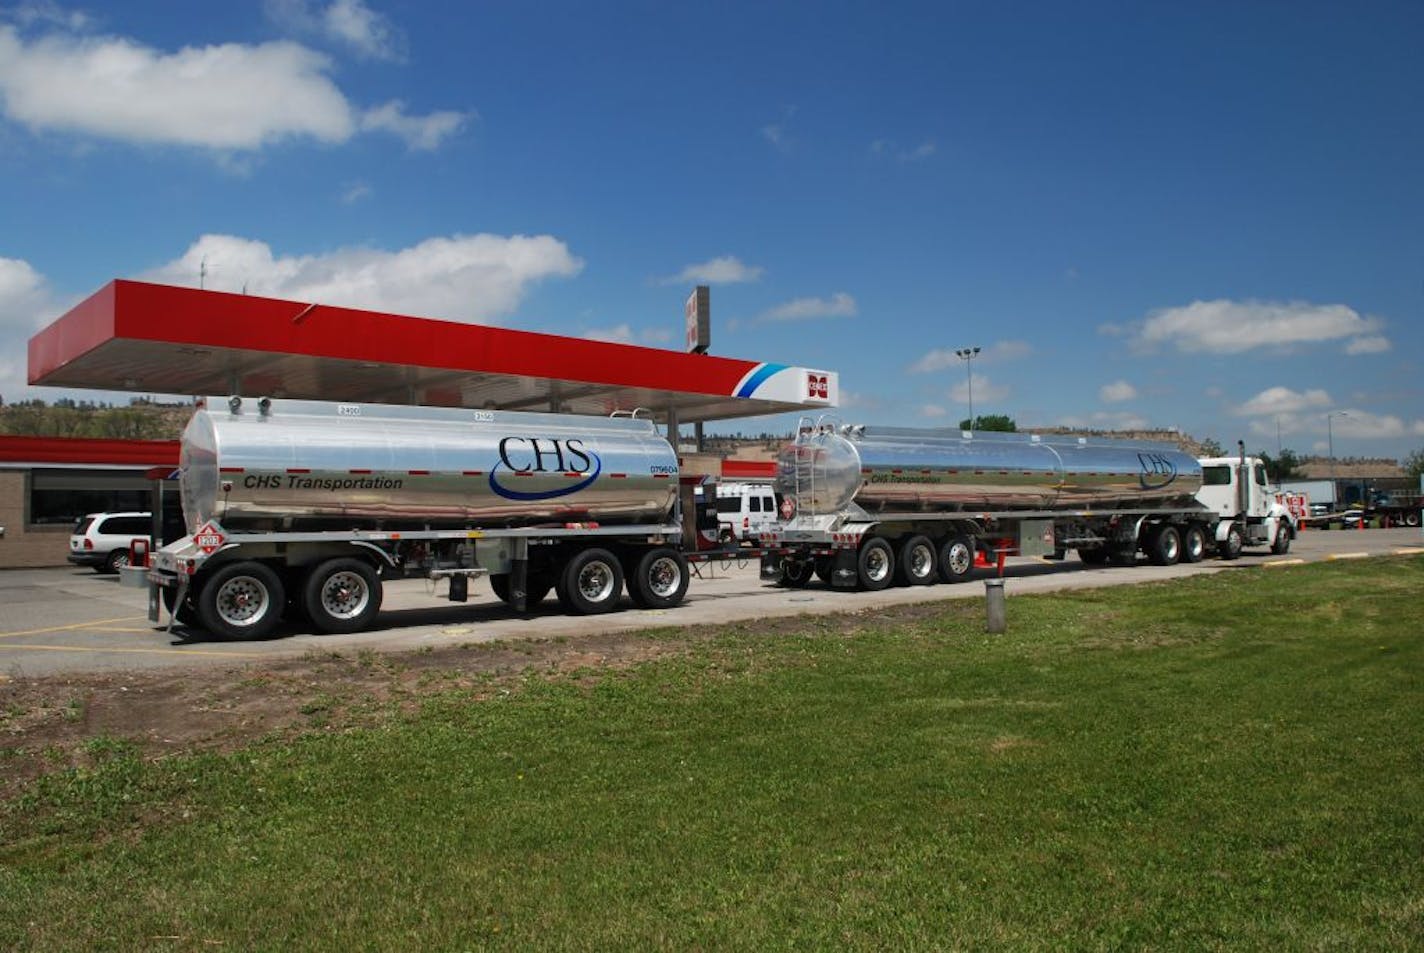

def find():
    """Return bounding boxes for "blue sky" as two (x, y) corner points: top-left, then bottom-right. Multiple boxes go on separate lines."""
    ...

(1, 1), (1421, 460)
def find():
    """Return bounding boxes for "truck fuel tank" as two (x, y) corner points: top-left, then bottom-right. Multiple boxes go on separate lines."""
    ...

(181, 397), (679, 531)
(776, 425), (1203, 516)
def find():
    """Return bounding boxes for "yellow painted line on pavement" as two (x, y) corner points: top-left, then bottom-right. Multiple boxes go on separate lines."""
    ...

(1393, 547), (1424, 555)
(0, 616), (149, 639)
(0, 643), (266, 658)
(1326, 552), (1370, 561)
(1262, 559), (1306, 568)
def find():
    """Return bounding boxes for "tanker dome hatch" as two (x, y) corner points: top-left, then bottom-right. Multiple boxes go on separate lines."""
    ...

(27, 280), (839, 425)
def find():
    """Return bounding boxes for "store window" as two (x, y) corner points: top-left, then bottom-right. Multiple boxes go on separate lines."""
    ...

(28, 469), (151, 527)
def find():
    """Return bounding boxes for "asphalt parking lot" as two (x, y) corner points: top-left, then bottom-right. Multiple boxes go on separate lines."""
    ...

(2, 526), (1420, 679)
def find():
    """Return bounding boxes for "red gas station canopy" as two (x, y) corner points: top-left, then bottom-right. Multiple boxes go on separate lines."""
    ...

(29, 281), (839, 424)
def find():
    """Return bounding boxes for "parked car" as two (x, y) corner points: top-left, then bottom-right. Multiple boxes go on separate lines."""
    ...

(1334, 509), (1367, 529)
(68, 512), (153, 573)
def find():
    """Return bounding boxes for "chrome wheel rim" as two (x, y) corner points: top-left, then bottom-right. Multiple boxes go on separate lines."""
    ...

(320, 571), (370, 620)
(647, 557), (682, 598)
(214, 575), (269, 628)
(578, 561), (616, 603)
(946, 543), (972, 576)
(864, 545), (891, 582)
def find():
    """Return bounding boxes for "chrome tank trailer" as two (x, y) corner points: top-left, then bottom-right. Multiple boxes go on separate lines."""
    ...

(181, 397), (679, 531)
(776, 425), (1203, 515)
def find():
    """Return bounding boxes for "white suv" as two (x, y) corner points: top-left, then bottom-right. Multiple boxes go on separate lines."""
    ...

(68, 512), (153, 573)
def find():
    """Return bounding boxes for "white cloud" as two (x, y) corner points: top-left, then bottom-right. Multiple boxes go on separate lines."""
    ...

(760, 292), (856, 322)
(761, 105), (796, 152)
(140, 233), (583, 324)
(907, 340), (1031, 374)
(360, 100), (468, 152)
(1050, 411), (1152, 431)
(949, 373), (1009, 405)
(1232, 386), (1332, 417)
(1099, 380), (1137, 403)
(660, 256), (764, 286)
(1246, 408), (1424, 442)
(582, 324), (674, 346)
(0, 256), (55, 331)
(340, 181), (372, 204)
(1345, 335), (1391, 355)
(0, 25), (466, 152)
(0, 256), (72, 401)
(870, 139), (936, 162)
(9, 1), (91, 31)
(1128, 299), (1383, 354)
(265, 0), (406, 61)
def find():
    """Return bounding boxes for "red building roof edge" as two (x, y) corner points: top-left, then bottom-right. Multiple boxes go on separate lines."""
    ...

(0, 434), (180, 467)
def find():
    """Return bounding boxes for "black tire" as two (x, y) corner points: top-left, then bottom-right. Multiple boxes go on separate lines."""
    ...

(197, 561), (285, 640)
(1219, 524), (1244, 561)
(1404, 511), (1422, 528)
(938, 535), (975, 582)
(780, 558), (814, 588)
(814, 558), (834, 584)
(491, 573), (553, 608)
(1148, 526), (1181, 566)
(896, 535), (937, 586)
(857, 538), (895, 591)
(161, 584), (199, 626)
(628, 547), (689, 610)
(560, 548), (624, 614)
(101, 548), (131, 574)
(303, 558), (382, 634)
(1078, 548), (1110, 566)
(1181, 524), (1207, 563)
(1270, 523), (1292, 555)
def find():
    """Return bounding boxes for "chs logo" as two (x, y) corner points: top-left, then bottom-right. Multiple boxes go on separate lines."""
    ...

(806, 373), (829, 400)
(1137, 452), (1178, 490)
(489, 437), (602, 501)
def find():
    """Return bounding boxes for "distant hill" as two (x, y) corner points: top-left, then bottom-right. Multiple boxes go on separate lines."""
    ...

(0, 399), (192, 440)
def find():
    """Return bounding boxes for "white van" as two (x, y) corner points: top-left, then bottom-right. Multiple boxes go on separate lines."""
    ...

(713, 483), (779, 543)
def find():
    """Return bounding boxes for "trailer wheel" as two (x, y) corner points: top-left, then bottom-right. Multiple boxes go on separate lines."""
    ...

(197, 561), (284, 640)
(814, 558), (834, 583)
(857, 538), (895, 591)
(1148, 526), (1181, 566)
(1181, 524), (1207, 563)
(1219, 524), (1244, 560)
(1270, 523), (1292, 555)
(780, 558), (814, 588)
(628, 547), (689, 610)
(1405, 511), (1422, 528)
(561, 548), (624, 614)
(1078, 548), (1109, 566)
(896, 535), (937, 586)
(491, 573), (552, 608)
(161, 585), (199, 626)
(938, 535), (975, 582)
(303, 558), (382, 634)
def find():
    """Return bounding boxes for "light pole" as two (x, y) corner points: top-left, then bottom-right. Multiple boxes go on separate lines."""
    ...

(1327, 411), (1349, 499)
(955, 346), (980, 429)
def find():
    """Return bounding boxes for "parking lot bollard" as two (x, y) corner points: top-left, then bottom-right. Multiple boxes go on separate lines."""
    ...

(984, 578), (1006, 634)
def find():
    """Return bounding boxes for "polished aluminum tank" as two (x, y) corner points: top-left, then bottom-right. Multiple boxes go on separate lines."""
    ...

(776, 425), (1203, 515)
(181, 397), (678, 531)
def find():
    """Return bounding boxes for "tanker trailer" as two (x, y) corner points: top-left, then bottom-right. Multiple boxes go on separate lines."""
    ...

(149, 397), (691, 639)
(760, 422), (1225, 590)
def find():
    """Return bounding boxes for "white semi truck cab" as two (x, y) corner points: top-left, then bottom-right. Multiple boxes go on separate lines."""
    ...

(1195, 447), (1296, 558)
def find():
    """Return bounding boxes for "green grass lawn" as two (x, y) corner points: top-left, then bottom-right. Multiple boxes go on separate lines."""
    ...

(3, 559), (1422, 951)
